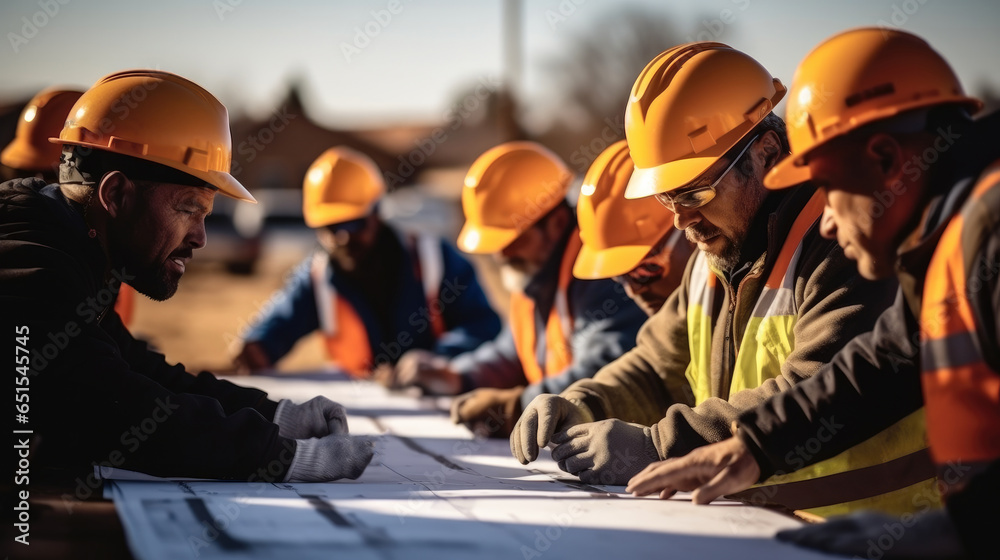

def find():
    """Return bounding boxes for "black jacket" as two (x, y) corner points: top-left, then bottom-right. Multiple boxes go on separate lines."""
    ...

(2, 178), (295, 480)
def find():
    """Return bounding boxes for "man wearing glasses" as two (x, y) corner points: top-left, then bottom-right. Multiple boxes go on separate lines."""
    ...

(510, 43), (933, 518)
(234, 146), (501, 376)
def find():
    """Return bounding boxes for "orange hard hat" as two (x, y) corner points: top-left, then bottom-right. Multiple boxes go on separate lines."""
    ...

(766, 28), (982, 190)
(2, 88), (83, 171)
(574, 140), (676, 279)
(457, 141), (572, 254)
(624, 42), (785, 199)
(55, 70), (254, 202)
(302, 146), (385, 228)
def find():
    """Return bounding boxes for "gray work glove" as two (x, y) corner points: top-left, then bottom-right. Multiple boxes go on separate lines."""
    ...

(285, 434), (376, 482)
(549, 419), (660, 485)
(510, 394), (594, 464)
(274, 396), (348, 440)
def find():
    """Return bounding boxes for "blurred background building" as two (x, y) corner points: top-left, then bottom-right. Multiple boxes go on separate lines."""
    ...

(2, 0), (997, 372)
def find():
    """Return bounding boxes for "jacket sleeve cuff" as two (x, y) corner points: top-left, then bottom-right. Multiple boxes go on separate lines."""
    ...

(255, 396), (280, 422)
(736, 422), (777, 483)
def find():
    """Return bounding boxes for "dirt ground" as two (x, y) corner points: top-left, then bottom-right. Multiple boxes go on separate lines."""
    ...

(128, 241), (327, 375)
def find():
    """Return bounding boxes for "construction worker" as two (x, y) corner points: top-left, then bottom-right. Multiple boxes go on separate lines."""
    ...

(234, 146), (501, 377)
(573, 139), (693, 317)
(384, 141), (648, 438)
(510, 42), (935, 518)
(1, 70), (374, 482)
(626, 29), (998, 559)
(1, 86), (137, 327)
(2, 87), (82, 182)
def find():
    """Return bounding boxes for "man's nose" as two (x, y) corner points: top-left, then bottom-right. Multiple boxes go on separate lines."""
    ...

(190, 218), (208, 249)
(672, 206), (701, 232)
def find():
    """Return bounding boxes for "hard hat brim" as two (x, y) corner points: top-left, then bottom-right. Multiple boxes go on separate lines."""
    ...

(456, 222), (520, 255)
(53, 138), (256, 203)
(624, 156), (718, 199)
(304, 203), (372, 229)
(0, 142), (41, 171)
(764, 156), (813, 190)
(573, 243), (651, 280)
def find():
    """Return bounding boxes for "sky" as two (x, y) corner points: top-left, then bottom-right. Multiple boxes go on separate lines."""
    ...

(1, 0), (997, 128)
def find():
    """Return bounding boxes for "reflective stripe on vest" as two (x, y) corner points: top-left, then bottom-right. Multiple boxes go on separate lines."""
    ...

(414, 233), (447, 338)
(115, 283), (136, 327)
(511, 230), (582, 385)
(687, 190), (937, 517)
(920, 165), (1000, 492)
(311, 235), (448, 377)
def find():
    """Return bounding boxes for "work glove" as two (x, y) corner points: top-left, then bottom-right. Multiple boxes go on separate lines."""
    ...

(373, 349), (461, 395)
(550, 419), (660, 485)
(450, 386), (525, 438)
(274, 396), (348, 440)
(285, 434), (376, 482)
(510, 394), (594, 465)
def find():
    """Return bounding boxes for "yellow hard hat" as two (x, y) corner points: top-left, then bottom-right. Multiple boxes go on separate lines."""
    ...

(574, 140), (676, 279)
(624, 42), (786, 199)
(457, 141), (572, 254)
(2, 88), (83, 171)
(302, 146), (385, 228)
(55, 70), (254, 202)
(766, 28), (982, 190)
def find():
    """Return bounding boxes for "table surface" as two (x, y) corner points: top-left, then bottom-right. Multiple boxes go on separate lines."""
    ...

(9, 373), (839, 560)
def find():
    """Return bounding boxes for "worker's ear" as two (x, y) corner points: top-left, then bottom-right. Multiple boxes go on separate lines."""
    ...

(864, 133), (905, 183)
(96, 171), (137, 219)
(755, 129), (783, 172)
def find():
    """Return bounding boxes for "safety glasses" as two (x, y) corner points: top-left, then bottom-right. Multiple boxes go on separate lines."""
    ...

(655, 134), (759, 212)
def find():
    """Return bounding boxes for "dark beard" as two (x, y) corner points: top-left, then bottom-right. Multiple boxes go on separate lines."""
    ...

(129, 262), (180, 301)
(689, 173), (768, 272)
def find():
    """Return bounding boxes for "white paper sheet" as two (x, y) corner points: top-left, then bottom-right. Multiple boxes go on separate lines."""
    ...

(105, 375), (833, 560)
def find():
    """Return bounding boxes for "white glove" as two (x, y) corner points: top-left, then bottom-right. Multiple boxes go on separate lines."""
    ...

(510, 394), (594, 464)
(274, 396), (348, 440)
(285, 434), (376, 482)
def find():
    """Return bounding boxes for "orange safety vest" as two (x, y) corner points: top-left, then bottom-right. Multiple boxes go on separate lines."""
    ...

(510, 230), (583, 385)
(115, 283), (136, 327)
(920, 165), (1000, 496)
(311, 233), (447, 377)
